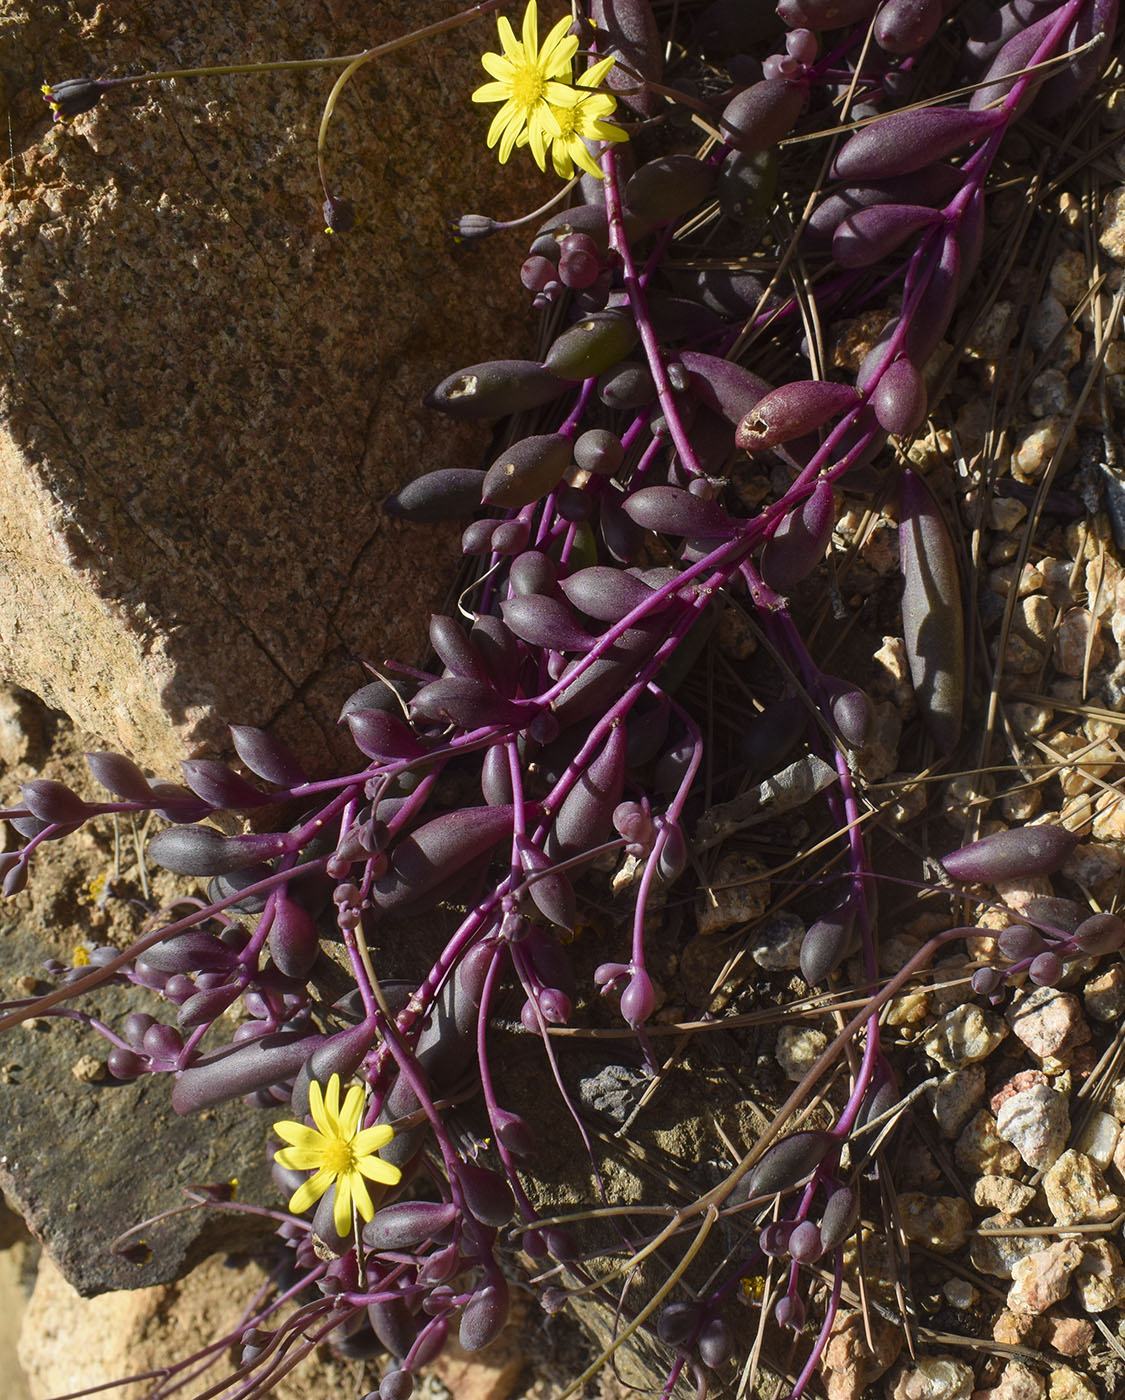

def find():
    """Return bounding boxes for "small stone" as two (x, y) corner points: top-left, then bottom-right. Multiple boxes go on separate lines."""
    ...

(1042, 1315), (1095, 1357)
(941, 1278), (977, 1310)
(1049, 251), (1090, 309)
(993, 1309), (1040, 1347)
(989, 495), (1028, 533)
(1048, 1368), (1099, 1400)
(775, 1025), (828, 1082)
(931, 1066), (985, 1140)
(996, 1085), (1070, 1169)
(1083, 964), (1125, 1022)
(1027, 296), (1077, 365)
(1027, 368), (1073, 419)
(956, 1111), (1024, 1177)
(1054, 609), (1105, 677)
(897, 1194), (971, 1254)
(822, 1309), (903, 1400)
(922, 1004), (1007, 1071)
(1006, 1239), (1084, 1314)
(990, 1069), (1050, 1117)
(1074, 1111), (1120, 1168)
(1099, 187), (1125, 264)
(1042, 1149), (1122, 1225)
(970, 1214), (1040, 1281)
(70, 1055), (105, 1084)
(979, 1360), (1046, 1400)
(695, 852), (769, 935)
(749, 911), (804, 971)
(1006, 986), (1089, 1059)
(1073, 1240), (1125, 1312)
(1011, 416), (1071, 482)
(966, 300), (1018, 360)
(890, 1357), (973, 1400)
(972, 1175), (1036, 1214)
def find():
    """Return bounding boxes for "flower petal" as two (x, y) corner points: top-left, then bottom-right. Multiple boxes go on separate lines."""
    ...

(545, 81), (582, 107)
(289, 1167), (333, 1216)
(357, 1155), (404, 1186)
(332, 1175), (354, 1238)
(307, 1078), (325, 1128)
(480, 51), (515, 83)
(496, 15), (520, 62)
(272, 1121), (322, 1149)
(487, 100), (520, 149)
(521, 0), (539, 63)
(578, 55), (616, 89)
(540, 16), (579, 77)
(339, 1084), (365, 1137)
(473, 80), (514, 104)
(352, 1124), (395, 1155)
(322, 1074), (343, 1133)
(349, 1173), (377, 1223)
(275, 1144), (326, 1171)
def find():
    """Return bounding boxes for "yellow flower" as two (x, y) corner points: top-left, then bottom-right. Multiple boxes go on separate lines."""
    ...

(471, 0), (582, 170)
(538, 57), (628, 181)
(274, 1073), (401, 1237)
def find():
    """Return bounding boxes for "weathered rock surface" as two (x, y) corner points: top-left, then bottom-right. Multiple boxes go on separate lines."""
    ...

(0, 916), (275, 1295)
(0, 0), (548, 774)
(18, 1252), (372, 1400)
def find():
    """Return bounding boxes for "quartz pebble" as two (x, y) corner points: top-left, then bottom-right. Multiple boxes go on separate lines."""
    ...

(1048, 1368), (1099, 1400)
(891, 1357), (973, 1400)
(922, 1004), (1007, 1071)
(970, 1214), (1039, 1281)
(941, 1278), (977, 1310)
(1054, 609), (1104, 677)
(972, 1175), (1036, 1214)
(1073, 1240), (1125, 1312)
(976, 1360), (1046, 1400)
(1083, 964), (1125, 1022)
(897, 1194), (971, 1253)
(956, 1111), (1023, 1177)
(993, 1309), (1040, 1346)
(1006, 1239), (1083, 1314)
(1005, 986), (1088, 1059)
(996, 1085), (1070, 1169)
(931, 1066), (985, 1139)
(1074, 1111), (1119, 1169)
(775, 1024), (827, 1082)
(1042, 1149), (1122, 1225)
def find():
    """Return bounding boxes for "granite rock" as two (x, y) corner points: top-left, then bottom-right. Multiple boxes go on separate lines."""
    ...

(0, 0), (549, 774)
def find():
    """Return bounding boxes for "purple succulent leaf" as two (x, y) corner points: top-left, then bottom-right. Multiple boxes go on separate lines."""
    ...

(384, 469), (486, 523)
(899, 470), (965, 753)
(941, 824), (1079, 884)
(84, 751), (153, 801)
(831, 107), (1001, 182)
(423, 360), (568, 420)
(228, 725), (306, 787)
(831, 202), (943, 269)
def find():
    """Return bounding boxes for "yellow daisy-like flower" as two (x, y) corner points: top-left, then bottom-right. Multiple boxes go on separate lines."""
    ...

(539, 56), (628, 181)
(274, 1073), (401, 1238)
(471, 0), (582, 170)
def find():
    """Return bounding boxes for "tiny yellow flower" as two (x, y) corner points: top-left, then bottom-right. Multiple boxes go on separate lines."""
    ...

(274, 1073), (401, 1237)
(471, 0), (583, 170)
(538, 57), (628, 181)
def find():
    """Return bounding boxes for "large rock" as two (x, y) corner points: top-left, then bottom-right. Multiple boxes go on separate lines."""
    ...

(0, 913), (277, 1295)
(0, 0), (548, 774)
